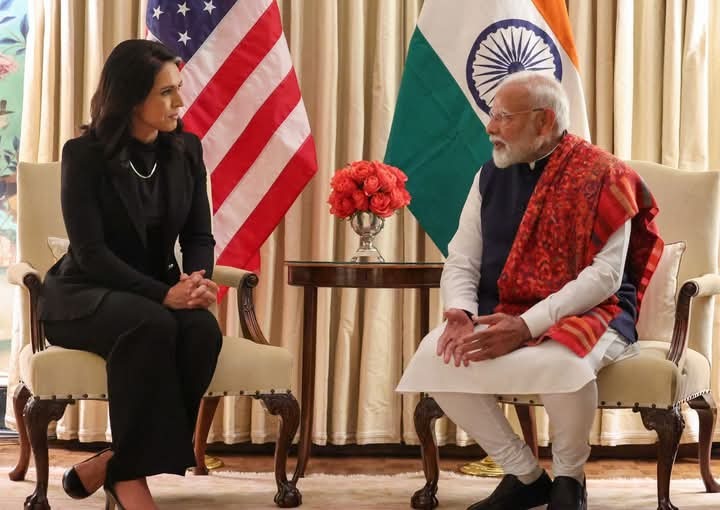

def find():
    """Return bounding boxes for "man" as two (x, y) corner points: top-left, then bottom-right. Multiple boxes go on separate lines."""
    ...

(397, 71), (663, 510)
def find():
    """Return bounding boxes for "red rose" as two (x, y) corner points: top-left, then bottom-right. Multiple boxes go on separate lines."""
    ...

(331, 172), (358, 194)
(352, 189), (369, 211)
(389, 187), (410, 209)
(369, 192), (394, 218)
(389, 165), (408, 183)
(328, 190), (357, 218)
(349, 161), (373, 183)
(363, 175), (381, 195)
(376, 166), (397, 191)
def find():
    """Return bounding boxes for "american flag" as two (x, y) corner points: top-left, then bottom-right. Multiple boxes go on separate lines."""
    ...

(146, 0), (317, 271)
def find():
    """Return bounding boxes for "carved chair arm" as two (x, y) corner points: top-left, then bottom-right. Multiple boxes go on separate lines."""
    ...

(7, 261), (39, 286)
(7, 261), (46, 353)
(667, 273), (720, 366)
(685, 273), (720, 298)
(212, 265), (270, 345)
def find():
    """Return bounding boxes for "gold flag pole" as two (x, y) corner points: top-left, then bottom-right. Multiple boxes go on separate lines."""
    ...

(459, 456), (504, 477)
(204, 455), (224, 471)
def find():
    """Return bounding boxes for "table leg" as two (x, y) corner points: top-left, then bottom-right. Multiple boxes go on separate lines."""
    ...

(295, 286), (317, 479)
(419, 288), (430, 339)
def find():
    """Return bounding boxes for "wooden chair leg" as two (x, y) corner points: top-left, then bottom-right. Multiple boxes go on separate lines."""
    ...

(259, 393), (302, 508)
(8, 384), (32, 481)
(638, 406), (684, 510)
(515, 404), (539, 458)
(688, 393), (720, 492)
(411, 395), (445, 510)
(193, 396), (221, 475)
(23, 398), (69, 510)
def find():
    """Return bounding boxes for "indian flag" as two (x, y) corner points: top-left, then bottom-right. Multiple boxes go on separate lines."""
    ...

(385, 0), (589, 255)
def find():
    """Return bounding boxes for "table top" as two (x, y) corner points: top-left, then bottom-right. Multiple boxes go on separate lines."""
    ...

(285, 261), (443, 288)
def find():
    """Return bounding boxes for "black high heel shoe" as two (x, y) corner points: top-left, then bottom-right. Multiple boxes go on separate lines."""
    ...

(61, 448), (111, 499)
(104, 481), (126, 510)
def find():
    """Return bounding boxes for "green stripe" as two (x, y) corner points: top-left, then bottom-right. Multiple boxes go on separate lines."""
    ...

(385, 28), (493, 256)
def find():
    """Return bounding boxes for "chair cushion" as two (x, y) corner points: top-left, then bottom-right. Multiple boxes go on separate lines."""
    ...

(206, 336), (293, 395)
(20, 337), (293, 400)
(636, 241), (685, 342)
(497, 341), (710, 408)
(20, 344), (107, 399)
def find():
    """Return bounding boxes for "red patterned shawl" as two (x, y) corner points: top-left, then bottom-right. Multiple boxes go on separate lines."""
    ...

(495, 134), (664, 357)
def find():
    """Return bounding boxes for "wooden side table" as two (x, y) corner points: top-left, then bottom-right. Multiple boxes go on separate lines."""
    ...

(285, 261), (443, 478)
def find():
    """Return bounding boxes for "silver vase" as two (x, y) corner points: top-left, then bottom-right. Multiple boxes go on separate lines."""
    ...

(349, 211), (385, 262)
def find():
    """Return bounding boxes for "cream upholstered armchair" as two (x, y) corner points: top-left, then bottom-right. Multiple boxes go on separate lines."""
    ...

(412, 161), (720, 510)
(7, 161), (302, 509)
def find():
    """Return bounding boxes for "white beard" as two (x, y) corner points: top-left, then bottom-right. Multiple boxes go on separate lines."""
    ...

(491, 135), (546, 168)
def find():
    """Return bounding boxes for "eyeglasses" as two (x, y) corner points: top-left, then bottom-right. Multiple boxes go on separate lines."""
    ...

(488, 108), (545, 123)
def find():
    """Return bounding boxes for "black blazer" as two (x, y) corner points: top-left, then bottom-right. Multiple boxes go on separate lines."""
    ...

(40, 131), (215, 321)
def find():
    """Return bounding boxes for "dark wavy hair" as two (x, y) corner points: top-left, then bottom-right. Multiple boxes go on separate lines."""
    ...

(83, 39), (182, 157)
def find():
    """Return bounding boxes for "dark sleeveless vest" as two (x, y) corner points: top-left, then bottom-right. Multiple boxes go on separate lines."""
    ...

(476, 157), (637, 343)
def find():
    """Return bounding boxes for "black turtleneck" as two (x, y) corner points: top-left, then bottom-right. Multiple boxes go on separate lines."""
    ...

(127, 137), (167, 281)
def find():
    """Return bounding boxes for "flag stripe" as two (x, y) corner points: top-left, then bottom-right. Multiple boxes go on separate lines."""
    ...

(211, 70), (301, 213)
(182, 3), (282, 138)
(385, 29), (493, 252)
(216, 137), (317, 266)
(178, 0), (272, 107)
(200, 36), (293, 174)
(213, 100), (312, 253)
(148, 0), (317, 273)
(530, 0), (579, 68)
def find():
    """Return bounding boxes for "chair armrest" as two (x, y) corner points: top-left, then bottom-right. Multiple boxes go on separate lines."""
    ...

(213, 265), (270, 346)
(7, 261), (46, 353)
(212, 265), (258, 289)
(7, 262), (40, 287)
(666, 274), (720, 366)
(685, 273), (720, 298)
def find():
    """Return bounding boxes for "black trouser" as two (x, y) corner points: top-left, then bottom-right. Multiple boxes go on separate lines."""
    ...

(43, 291), (223, 481)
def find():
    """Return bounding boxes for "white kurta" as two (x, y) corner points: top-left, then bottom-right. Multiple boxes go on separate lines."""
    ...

(397, 169), (637, 395)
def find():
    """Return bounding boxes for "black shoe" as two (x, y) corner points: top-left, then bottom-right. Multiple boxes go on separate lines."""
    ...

(103, 471), (126, 510)
(61, 448), (111, 499)
(467, 470), (553, 510)
(104, 484), (126, 510)
(548, 476), (587, 510)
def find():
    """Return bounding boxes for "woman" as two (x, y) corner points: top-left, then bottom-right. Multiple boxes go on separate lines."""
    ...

(39, 39), (223, 509)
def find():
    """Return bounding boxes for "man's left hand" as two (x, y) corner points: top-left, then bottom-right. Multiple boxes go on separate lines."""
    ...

(453, 313), (532, 366)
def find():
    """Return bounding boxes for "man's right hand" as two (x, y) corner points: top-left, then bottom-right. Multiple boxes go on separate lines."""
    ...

(436, 308), (475, 364)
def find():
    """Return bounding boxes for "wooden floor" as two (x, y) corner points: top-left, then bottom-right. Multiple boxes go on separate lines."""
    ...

(1, 439), (719, 479)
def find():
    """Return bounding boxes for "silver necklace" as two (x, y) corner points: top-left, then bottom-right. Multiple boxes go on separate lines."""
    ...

(128, 159), (158, 179)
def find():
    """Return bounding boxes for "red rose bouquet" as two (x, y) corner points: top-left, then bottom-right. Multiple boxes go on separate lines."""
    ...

(328, 160), (411, 219)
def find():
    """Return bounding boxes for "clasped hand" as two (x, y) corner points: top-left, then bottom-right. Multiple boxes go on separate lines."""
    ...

(163, 269), (219, 309)
(435, 309), (532, 366)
